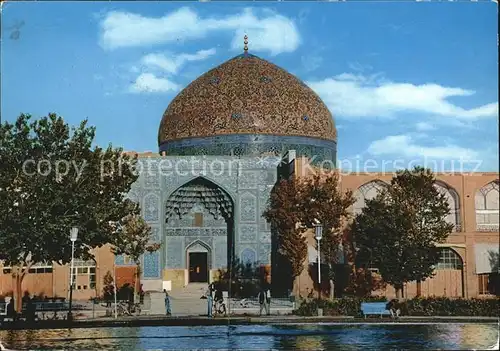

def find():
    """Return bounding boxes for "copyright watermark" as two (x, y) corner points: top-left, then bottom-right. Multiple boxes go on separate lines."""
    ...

(17, 154), (490, 183)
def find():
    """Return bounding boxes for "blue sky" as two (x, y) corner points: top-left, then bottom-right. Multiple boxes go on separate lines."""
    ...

(2, 2), (498, 172)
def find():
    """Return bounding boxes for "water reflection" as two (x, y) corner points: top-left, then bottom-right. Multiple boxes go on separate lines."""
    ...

(0, 323), (497, 350)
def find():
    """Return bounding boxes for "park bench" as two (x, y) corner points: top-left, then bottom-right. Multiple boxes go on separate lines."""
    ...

(360, 302), (391, 318)
(22, 301), (70, 320)
(2, 301), (71, 322)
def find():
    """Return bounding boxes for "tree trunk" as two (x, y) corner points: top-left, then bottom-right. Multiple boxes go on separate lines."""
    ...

(134, 262), (141, 303)
(329, 279), (334, 299)
(292, 276), (299, 300)
(416, 280), (422, 297)
(12, 267), (28, 312)
(395, 285), (403, 299)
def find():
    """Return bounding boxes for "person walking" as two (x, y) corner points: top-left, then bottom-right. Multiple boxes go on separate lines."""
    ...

(164, 289), (171, 316)
(265, 286), (271, 316)
(206, 284), (214, 318)
(258, 288), (269, 316)
(139, 284), (145, 305)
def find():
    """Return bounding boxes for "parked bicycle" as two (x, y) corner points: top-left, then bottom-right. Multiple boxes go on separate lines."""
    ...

(116, 301), (141, 316)
(212, 297), (227, 317)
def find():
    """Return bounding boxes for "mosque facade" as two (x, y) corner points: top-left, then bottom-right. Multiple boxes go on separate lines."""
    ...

(0, 43), (498, 301)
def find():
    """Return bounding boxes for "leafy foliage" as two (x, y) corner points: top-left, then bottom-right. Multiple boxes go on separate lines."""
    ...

(352, 167), (454, 296)
(0, 113), (139, 309)
(299, 173), (355, 276)
(263, 178), (307, 280)
(343, 268), (387, 298)
(111, 213), (161, 299)
(214, 259), (263, 298)
(264, 171), (355, 294)
(111, 214), (160, 262)
(0, 113), (139, 266)
(102, 271), (115, 301)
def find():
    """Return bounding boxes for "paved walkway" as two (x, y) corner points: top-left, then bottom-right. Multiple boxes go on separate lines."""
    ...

(1, 314), (497, 331)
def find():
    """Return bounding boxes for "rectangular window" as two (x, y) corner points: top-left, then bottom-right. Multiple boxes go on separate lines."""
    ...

(70, 265), (96, 290)
(90, 269), (96, 289)
(77, 267), (88, 274)
(193, 213), (203, 227)
(5, 265), (52, 274)
(478, 273), (490, 295)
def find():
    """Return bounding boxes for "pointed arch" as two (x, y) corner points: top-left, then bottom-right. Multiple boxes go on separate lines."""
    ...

(433, 181), (461, 232)
(433, 246), (464, 298)
(185, 239), (212, 283)
(475, 180), (499, 232)
(353, 180), (389, 215)
(241, 248), (257, 265)
(186, 239), (211, 253)
(165, 176), (234, 223)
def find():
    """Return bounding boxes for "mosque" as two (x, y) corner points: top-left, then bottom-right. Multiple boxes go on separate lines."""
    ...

(1, 38), (498, 302)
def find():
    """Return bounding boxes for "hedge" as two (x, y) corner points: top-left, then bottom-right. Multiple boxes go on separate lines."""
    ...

(294, 296), (500, 317)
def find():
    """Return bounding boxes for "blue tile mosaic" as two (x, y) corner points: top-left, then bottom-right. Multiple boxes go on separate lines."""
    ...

(143, 252), (160, 278)
(159, 134), (337, 167)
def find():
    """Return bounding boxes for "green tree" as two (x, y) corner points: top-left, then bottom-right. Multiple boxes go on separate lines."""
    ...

(102, 271), (115, 301)
(111, 214), (161, 302)
(263, 178), (308, 295)
(0, 113), (139, 310)
(352, 167), (454, 298)
(299, 172), (355, 298)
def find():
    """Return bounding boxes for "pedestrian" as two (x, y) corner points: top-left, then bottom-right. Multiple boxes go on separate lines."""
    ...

(265, 286), (271, 316)
(6, 297), (16, 321)
(139, 284), (145, 304)
(206, 284), (213, 318)
(164, 289), (171, 316)
(386, 299), (401, 319)
(258, 288), (269, 316)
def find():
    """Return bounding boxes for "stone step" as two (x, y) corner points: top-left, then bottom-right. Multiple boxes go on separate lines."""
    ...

(168, 298), (208, 316)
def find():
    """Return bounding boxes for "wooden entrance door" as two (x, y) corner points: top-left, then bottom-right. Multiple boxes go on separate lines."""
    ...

(189, 252), (208, 283)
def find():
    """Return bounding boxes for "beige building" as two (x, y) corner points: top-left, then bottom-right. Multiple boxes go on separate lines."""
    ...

(294, 158), (499, 299)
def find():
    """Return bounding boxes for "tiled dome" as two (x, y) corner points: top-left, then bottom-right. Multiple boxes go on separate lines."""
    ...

(158, 53), (337, 147)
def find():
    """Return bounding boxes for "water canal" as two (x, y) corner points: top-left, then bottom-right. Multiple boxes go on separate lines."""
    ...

(0, 323), (498, 350)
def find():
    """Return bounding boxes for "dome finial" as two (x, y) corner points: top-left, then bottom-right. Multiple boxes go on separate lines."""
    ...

(243, 34), (249, 53)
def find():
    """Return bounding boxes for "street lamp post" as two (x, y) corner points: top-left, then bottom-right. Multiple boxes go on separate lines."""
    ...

(68, 227), (78, 322)
(315, 224), (323, 301)
(113, 259), (118, 319)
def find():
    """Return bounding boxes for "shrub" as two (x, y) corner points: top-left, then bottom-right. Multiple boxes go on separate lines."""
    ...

(294, 296), (386, 316)
(403, 297), (499, 317)
(293, 296), (500, 317)
(102, 271), (115, 301)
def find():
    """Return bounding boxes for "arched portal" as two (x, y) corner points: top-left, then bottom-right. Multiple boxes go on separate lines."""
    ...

(475, 180), (499, 232)
(424, 247), (465, 298)
(353, 180), (388, 215)
(164, 177), (235, 286)
(434, 181), (461, 232)
(186, 240), (212, 283)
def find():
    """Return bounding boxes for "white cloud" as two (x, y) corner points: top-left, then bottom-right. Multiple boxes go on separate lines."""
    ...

(129, 73), (179, 93)
(307, 73), (498, 120)
(141, 48), (216, 75)
(99, 7), (300, 55)
(415, 122), (436, 131)
(367, 134), (480, 160)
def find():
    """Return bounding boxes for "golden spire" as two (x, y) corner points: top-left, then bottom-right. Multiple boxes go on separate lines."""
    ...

(243, 35), (248, 53)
